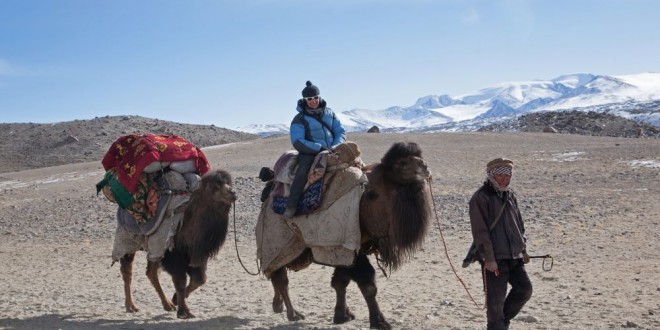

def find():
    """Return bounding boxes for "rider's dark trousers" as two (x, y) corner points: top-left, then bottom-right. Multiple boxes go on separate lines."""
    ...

(285, 153), (316, 211)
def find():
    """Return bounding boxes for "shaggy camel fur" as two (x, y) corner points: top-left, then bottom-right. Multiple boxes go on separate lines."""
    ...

(118, 170), (236, 319)
(268, 142), (432, 330)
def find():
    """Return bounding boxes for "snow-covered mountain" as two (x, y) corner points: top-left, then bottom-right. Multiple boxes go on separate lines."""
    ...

(237, 72), (660, 136)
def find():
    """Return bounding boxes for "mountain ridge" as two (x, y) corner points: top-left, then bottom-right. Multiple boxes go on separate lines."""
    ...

(0, 115), (259, 173)
(238, 72), (660, 136)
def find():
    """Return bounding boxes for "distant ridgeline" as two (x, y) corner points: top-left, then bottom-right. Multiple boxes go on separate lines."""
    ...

(478, 110), (660, 138)
(0, 115), (259, 173)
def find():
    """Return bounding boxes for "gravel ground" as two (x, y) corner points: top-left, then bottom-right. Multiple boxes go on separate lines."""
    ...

(0, 132), (659, 330)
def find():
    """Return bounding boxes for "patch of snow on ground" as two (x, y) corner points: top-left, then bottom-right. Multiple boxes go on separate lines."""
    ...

(627, 159), (660, 168)
(551, 151), (585, 162)
(0, 170), (105, 190)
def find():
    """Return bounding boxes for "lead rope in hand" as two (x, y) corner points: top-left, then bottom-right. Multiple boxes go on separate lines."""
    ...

(232, 201), (260, 276)
(427, 178), (484, 309)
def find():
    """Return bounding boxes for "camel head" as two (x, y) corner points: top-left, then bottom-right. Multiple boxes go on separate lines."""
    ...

(179, 169), (235, 268)
(380, 142), (430, 184)
(194, 170), (236, 206)
(360, 141), (432, 271)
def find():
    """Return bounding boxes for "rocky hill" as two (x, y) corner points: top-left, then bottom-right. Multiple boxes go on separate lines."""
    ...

(3, 111), (658, 174)
(478, 110), (660, 138)
(0, 115), (259, 173)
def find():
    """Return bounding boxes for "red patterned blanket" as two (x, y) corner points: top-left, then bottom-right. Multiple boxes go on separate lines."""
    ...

(102, 133), (210, 193)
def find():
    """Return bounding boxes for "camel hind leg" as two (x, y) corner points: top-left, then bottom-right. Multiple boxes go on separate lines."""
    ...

(270, 267), (305, 321)
(119, 253), (139, 312)
(146, 260), (175, 312)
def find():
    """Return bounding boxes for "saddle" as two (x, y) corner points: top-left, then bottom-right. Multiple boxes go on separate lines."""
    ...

(265, 142), (364, 216)
(111, 170), (197, 262)
(117, 170), (198, 236)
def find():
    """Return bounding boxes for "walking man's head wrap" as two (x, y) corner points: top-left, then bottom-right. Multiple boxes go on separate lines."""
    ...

(486, 158), (513, 192)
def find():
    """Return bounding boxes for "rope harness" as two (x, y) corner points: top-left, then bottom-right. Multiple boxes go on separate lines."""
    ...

(232, 201), (261, 276)
(427, 178), (484, 308)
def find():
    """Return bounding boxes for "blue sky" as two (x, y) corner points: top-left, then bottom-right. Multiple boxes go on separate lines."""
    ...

(1, 0), (659, 129)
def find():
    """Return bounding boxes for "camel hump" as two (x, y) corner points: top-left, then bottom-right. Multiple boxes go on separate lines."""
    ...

(116, 171), (197, 236)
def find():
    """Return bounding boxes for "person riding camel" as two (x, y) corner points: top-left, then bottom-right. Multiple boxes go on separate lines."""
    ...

(283, 80), (346, 219)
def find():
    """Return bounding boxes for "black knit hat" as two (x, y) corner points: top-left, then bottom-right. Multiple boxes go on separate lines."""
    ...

(302, 80), (320, 97)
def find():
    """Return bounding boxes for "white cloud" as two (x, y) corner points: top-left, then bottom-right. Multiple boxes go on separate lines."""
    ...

(0, 58), (28, 77)
(497, 0), (535, 41)
(0, 58), (11, 76)
(0, 58), (36, 78)
(460, 7), (480, 24)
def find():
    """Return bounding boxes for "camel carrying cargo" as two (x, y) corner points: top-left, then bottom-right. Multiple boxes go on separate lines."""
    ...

(256, 141), (433, 330)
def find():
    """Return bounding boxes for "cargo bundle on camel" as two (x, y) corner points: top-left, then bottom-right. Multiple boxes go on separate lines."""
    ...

(96, 133), (235, 319)
(256, 141), (432, 330)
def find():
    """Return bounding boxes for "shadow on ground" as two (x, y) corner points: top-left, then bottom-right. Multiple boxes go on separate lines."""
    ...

(0, 313), (344, 330)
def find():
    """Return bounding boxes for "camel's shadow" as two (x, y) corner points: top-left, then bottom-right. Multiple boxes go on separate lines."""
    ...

(0, 313), (342, 330)
(0, 314), (249, 330)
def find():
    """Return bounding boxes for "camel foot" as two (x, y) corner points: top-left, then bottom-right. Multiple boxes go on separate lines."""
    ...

(333, 307), (355, 324)
(369, 313), (391, 330)
(177, 308), (195, 319)
(286, 310), (305, 321)
(125, 302), (140, 313)
(272, 296), (284, 313)
(162, 299), (176, 312)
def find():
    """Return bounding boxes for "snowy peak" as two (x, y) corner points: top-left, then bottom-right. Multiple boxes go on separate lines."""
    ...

(413, 94), (461, 108)
(338, 72), (660, 131)
(551, 73), (597, 88)
(236, 72), (660, 134)
(340, 106), (452, 129)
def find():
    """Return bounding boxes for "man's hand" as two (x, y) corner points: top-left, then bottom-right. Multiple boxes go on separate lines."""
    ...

(523, 252), (530, 264)
(485, 260), (499, 275)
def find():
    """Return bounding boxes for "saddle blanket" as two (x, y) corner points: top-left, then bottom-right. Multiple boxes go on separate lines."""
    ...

(256, 166), (367, 278)
(268, 150), (331, 215)
(111, 171), (192, 262)
(112, 199), (187, 262)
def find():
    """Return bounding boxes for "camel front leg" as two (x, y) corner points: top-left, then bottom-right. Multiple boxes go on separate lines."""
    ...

(170, 265), (208, 307)
(171, 273), (194, 319)
(331, 266), (355, 324)
(146, 260), (175, 312)
(184, 266), (207, 298)
(271, 273), (284, 313)
(270, 268), (305, 321)
(353, 255), (391, 330)
(119, 253), (139, 312)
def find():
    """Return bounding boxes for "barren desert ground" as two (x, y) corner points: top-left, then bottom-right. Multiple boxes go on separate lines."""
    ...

(1, 132), (658, 330)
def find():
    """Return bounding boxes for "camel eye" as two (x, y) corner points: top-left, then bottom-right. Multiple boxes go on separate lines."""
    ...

(396, 160), (412, 171)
